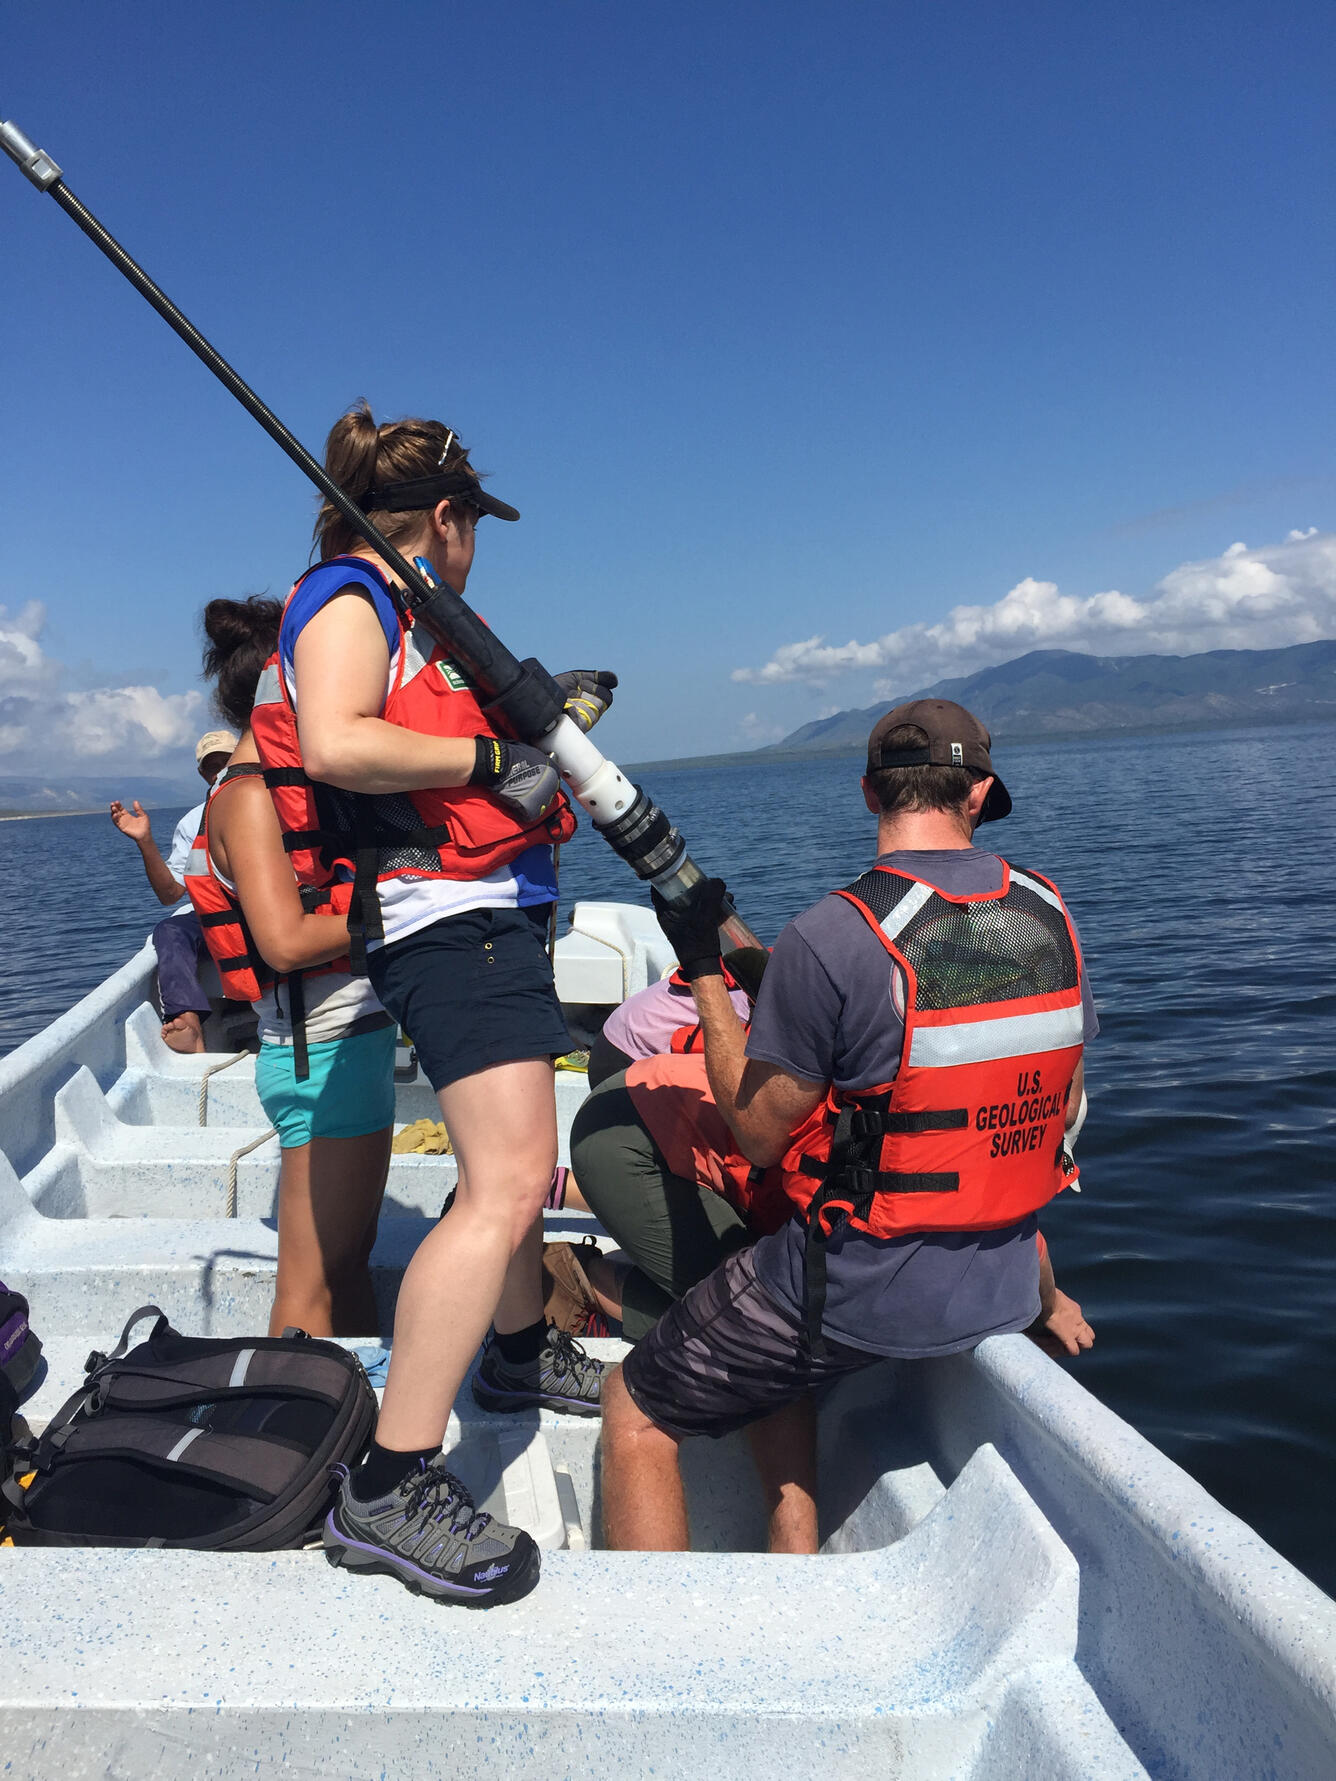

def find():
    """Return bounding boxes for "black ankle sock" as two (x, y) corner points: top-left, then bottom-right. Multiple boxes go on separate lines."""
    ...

(493, 1318), (548, 1366)
(352, 1439), (439, 1501)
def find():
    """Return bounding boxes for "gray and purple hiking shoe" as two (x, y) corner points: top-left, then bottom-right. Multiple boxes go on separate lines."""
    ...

(323, 1459), (539, 1607)
(472, 1326), (604, 1417)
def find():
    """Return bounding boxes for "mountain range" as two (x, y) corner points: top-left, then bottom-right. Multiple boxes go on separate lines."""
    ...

(0, 775), (200, 819)
(3, 643), (1333, 807)
(766, 640), (1336, 754)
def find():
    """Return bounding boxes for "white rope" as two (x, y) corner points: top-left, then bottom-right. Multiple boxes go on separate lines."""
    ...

(197, 1050), (249, 1127)
(595, 928), (632, 1001)
(225, 1128), (276, 1218)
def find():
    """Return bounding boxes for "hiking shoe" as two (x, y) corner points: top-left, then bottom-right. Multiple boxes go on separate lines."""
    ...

(542, 1238), (611, 1338)
(472, 1326), (605, 1417)
(323, 1459), (540, 1607)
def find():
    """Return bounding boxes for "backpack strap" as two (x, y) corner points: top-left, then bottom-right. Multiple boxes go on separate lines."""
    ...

(89, 1305), (169, 1373)
(94, 1346), (353, 1409)
(37, 1416), (309, 1503)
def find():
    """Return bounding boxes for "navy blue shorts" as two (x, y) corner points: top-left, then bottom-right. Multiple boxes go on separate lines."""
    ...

(367, 904), (570, 1092)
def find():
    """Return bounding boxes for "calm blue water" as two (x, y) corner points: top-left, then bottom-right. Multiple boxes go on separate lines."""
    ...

(2, 724), (1334, 1595)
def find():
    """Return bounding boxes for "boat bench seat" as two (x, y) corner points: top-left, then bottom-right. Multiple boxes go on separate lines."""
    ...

(0, 1438), (1146, 1778)
(25, 1058), (600, 1224)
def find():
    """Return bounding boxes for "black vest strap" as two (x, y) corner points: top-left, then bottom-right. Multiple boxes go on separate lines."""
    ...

(216, 949), (274, 984)
(799, 1100), (965, 1352)
(282, 828), (350, 854)
(287, 969), (309, 1082)
(346, 797), (384, 978)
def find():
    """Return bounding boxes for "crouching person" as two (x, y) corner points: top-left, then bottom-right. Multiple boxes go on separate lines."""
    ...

(555, 947), (772, 1335)
(571, 995), (823, 1552)
(600, 701), (1099, 1553)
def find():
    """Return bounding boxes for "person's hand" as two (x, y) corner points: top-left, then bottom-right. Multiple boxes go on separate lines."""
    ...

(1026, 1289), (1095, 1359)
(554, 669), (618, 734)
(470, 736), (563, 823)
(109, 799), (152, 845)
(651, 877), (729, 981)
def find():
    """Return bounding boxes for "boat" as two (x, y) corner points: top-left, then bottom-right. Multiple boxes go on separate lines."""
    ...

(1, 901), (1333, 1780)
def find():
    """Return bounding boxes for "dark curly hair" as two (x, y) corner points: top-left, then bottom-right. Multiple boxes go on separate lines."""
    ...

(201, 596), (283, 731)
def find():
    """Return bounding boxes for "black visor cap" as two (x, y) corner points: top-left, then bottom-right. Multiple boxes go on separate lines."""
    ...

(359, 471), (520, 522)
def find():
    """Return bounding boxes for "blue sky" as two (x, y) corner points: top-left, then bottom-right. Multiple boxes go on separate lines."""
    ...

(2, 0), (1334, 775)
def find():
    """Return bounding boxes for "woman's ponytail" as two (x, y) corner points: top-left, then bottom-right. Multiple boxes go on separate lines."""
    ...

(315, 399), (382, 560)
(313, 399), (476, 562)
(201, 596), (283, 731)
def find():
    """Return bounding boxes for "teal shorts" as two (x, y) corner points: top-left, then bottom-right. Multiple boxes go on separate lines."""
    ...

(255, 1023), (397, 1149)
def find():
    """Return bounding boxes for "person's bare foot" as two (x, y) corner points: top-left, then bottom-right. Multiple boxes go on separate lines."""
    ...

(1026, 1287), (1094, 1359)
(161, 1012), (206, 1054)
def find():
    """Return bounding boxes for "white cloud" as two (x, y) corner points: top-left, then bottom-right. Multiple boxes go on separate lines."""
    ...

(738, 711), (786, 745)
(63, 686), (206, 758)
(0, 601), (204, 768)
(732, 531), (1336, 689)
(0, 602), (53, 691)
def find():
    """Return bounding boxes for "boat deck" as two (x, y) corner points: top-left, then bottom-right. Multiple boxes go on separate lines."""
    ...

(2, 913), (1334, 1778)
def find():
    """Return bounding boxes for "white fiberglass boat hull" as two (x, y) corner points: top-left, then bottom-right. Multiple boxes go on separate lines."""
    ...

(0, 905), (1333, 1779)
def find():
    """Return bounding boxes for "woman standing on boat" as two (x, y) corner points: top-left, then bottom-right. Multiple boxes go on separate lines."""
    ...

(260, 403), (610, 1606)
(189, 598), (396, 1339)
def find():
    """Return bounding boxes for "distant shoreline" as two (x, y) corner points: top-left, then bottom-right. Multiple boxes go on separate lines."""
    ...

(0, 805), (181, 822)
(627, 708), (1336, 776)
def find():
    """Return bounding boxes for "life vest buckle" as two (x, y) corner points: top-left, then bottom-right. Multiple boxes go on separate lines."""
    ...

(847, 1108), (887, 1142)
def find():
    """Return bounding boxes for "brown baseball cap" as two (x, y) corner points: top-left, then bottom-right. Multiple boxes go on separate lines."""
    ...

(866, 698), (1011, 822)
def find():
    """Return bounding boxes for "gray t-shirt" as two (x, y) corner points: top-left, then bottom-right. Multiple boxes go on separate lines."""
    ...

(745, 848), (1098, 1358)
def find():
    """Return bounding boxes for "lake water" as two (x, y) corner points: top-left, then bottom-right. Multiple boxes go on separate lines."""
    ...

(2, 723), (1334, 1596)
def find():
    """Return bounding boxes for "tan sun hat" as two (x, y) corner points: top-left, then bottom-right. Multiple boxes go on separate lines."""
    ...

(195, 730), (237, 765)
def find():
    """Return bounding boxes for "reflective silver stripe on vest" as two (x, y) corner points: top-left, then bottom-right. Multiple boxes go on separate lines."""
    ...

(399, 622), (436, 689)
(252, 661), (284, 708)
(228, 1346), (255, 1389)
(186, 845), (211, 879)
(1009, 868), (1066, 916)
(166, 1427), (204, 1463)
(879, 880), (935, 942)
(908, 1001), (1085, 1068)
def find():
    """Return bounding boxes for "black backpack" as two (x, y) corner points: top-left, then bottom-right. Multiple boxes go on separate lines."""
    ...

(2, 1306), (376, 1549)
(0, 1280), (42, 1426)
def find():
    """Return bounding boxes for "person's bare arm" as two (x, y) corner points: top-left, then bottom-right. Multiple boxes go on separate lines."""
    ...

(691, 973), (825, 1166)
(1067, 1056), (1084, 1129)
(210, 779), (351, 975)
(109, 799), (183, 904)
(1029, 1232), (1094, 1357)
(292, 591), (476, 793)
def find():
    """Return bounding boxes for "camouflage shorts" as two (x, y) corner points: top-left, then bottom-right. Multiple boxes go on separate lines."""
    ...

(620, 1243), (877, 1441)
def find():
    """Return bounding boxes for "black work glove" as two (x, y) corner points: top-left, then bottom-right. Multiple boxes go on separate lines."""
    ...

(471, 736), (563, 823)
(554, 668), (618, 734)
(651, 876), (729, 981)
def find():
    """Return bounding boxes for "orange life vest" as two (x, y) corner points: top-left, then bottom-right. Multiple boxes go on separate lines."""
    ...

(249, 557), (576, 964)
(777, 860), (1084, 1345)
(183, 764), (354, 1079)
(665, 956), (755, 1055)
(624, 1050), (792, 1236)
